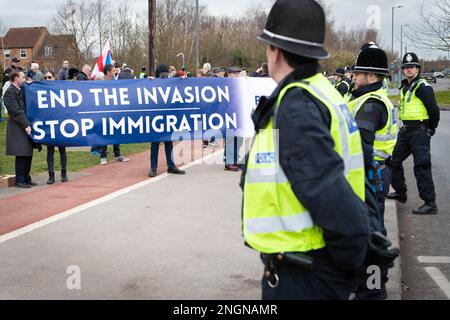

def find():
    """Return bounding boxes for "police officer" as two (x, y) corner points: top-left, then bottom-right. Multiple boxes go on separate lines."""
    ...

(348, 43), (398, 300)
(348, 43), (398, 213)
(139, 67), (148, 79)
(241, 0), (369, 300)
(334, 67), (350, 97)
(387, 53), (440, 215)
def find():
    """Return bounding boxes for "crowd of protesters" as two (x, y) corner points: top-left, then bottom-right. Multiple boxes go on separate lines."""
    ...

(1, 56), (267, 188)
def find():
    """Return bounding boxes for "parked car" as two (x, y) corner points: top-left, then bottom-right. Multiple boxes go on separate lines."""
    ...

(424, 73), (437, 83)
(434, 72), (445, 78)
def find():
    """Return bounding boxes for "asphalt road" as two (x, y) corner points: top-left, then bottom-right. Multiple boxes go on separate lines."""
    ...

(431, 78), (450, 92)
(398, 110), (450, 300)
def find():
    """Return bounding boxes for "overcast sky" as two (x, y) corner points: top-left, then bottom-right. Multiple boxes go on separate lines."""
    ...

(0, 0), (446, 60)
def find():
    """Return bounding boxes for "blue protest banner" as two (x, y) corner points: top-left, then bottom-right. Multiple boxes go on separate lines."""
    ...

(24, 78), (276, 147)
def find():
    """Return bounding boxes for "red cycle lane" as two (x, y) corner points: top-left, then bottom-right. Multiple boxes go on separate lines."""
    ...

(0, 141), (221, 236)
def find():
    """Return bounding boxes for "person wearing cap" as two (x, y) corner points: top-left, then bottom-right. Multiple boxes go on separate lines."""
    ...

(387, 52), (440, 215)
(2, 58), (23, 86)
(224, 66), (244, 171)
(347, 44), (398, 300)
(333, 67), (350, 97)
(148, 64), (186, 178)
(211, 67), (226, 78)
(241, 0), (369, 300)
(118, 65), (135, 80)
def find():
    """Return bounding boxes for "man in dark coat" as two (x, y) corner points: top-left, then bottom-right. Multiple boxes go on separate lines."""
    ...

(118, 65), (136, 80)
(4, 71), (35, 188)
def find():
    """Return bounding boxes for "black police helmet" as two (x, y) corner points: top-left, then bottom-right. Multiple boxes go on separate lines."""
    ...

(334, 68), (345, 76)
(402, 52), (421, 69)
(257, 0), (329, 60)
(353, 47), (389, 75)
(360, 41), (379, 51)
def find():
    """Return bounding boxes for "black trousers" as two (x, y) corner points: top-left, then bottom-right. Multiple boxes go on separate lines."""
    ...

(99, 145), (121, 158)
(261, 258), (356, 300)
(15, 156), (33, 184)
(391, 127), (436, 203)
(47, 146), (67, 172)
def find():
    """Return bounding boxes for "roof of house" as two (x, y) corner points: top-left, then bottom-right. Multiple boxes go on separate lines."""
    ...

(0, 27), (48, 49)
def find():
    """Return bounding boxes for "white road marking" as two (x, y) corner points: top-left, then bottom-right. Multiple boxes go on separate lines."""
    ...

(0, 150), (223, 245)
(425, 267), (450, 299)
(418, 256), (450, 264)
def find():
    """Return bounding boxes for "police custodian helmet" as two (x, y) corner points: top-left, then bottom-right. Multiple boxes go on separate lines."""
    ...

(257, 0), (329, 60)
(353, 43), (389, 75)
(334, 68), (345, 76)
(402, 52), (421, 69)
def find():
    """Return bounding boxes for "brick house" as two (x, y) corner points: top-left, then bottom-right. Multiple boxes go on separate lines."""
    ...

(0, 27), (83, 74)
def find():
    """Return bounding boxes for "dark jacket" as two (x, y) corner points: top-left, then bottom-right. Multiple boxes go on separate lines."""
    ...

(2, 66), (23, 85)
(335, 81), (349, 97)
(75, 71), (89, 81)
(4, 84), (33, 156)
(118, 68), (135, 80)
(400, 75), (440, 129)
(242, 65), (369, 273)
(58, 67), (69, 80)
(349, 82), (388, 166)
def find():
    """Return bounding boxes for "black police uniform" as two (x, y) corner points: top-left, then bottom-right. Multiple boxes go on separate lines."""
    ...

(241, 0), (372, 300)
(389, 72), (440, 213)
(334, 68), (349, 97)
(349, 44), (395, 300)
(243, 64), (369, 300)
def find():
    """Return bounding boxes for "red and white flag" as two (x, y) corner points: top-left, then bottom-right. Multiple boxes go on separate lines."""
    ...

(91, 39), (113, 79)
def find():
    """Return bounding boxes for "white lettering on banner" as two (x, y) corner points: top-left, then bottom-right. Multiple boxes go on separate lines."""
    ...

(37, 89), (83, 109)
(137, 86), (230, 105)
(32, 113), (239, 141)
(33, 118), (96, 141)
(60, 119), (79, 138)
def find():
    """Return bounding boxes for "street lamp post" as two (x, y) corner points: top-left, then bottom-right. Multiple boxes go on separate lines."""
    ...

(400, 24), (408, 60)
(391, 5), (405, 53)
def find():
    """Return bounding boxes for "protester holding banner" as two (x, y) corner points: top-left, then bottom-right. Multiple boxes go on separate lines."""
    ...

(4, 71), (36, 188)
(224, 66), (244, 171)
(148, 64), (186, 178)
(98, 64), (129, 165)
(75, 64), (92, 81)
(44, 72), (69, 184)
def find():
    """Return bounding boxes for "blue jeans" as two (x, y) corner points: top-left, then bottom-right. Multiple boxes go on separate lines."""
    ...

(151, 142), (175, 169)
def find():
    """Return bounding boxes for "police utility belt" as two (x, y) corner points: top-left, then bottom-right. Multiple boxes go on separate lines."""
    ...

(261, 252), (314, 288)
(402, 120), (427, 131)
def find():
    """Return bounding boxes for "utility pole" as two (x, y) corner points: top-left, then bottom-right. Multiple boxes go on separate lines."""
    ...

(195, 0), (200, 76)
(148, 0), (156, 76)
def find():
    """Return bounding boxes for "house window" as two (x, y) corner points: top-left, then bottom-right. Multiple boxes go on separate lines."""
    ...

(3, 50), (11, 59)
(45, 46), (53, 57)
(20, 49), (27, 59)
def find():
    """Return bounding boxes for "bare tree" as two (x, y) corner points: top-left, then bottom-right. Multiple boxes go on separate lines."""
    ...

(52, 0), (96, 65)
(92, 0), (110, 54)
(407, 0), (450, 52)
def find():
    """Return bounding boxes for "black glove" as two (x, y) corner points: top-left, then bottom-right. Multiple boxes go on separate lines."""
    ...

(426, 128), (436, 137)
(366, 232), (400, 270)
